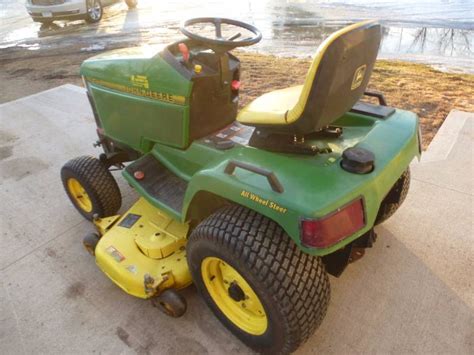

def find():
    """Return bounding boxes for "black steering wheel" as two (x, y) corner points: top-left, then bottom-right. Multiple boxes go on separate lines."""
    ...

(180, 17), (262, 51)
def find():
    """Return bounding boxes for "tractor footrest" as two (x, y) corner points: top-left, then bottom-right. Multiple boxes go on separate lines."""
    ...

(125, 154), (188, 213)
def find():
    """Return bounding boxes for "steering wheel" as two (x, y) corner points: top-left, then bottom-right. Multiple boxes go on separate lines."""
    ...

(180, 17), (262, 51)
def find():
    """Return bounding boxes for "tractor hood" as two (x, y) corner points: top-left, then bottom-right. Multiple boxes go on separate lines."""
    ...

(82, 45), (164, 61)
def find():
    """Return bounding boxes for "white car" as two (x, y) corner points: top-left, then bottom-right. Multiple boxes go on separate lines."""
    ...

(25, 0), (138, 24)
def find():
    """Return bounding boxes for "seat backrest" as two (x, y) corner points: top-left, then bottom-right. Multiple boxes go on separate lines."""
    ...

(287, 21), (382, 134)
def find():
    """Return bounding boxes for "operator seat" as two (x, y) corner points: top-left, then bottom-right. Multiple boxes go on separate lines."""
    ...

(237, 21), (382, 134)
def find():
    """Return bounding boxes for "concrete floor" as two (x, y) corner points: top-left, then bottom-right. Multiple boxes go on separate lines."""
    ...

(0, 85), (472, 354)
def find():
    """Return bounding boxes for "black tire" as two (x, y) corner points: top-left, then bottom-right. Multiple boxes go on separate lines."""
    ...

(125, 0), (138, 9)
(61, 155), (121, 221)
(83, 232), (100, 255)
(152, 289), (187, 318)
(85, 0), (103, 23)
(187, 205), (330, 354)
(375, 168), (411, 225)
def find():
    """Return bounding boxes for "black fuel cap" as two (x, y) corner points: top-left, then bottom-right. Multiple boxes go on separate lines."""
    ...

(215, 140), (235, 150)
(341, 147), (375, 174)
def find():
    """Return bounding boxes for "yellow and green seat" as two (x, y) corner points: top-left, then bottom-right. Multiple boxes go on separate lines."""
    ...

(237, 21), (382, 134)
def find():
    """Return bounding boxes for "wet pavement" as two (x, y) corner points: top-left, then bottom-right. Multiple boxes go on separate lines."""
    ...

(1, 0), (473, 72)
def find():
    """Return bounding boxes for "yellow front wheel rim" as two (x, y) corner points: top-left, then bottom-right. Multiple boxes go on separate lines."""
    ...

(201, 257), (268, 335)
(67, 178), (93, 213)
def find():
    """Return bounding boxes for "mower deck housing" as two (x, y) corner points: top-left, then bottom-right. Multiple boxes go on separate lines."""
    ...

(94, 198), (191, 298)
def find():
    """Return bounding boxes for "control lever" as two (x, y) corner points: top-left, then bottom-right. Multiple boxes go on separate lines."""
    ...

(178, 42), (190, 63)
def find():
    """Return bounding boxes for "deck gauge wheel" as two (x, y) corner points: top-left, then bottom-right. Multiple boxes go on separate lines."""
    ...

(152, 289), (187, 318)
(83, 233), (100, 256)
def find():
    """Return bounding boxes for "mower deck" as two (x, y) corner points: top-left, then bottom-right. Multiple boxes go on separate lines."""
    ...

(94, 198), (191, 299)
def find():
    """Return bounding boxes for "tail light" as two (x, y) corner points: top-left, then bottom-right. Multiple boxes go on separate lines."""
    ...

(300, 198), (365, 248)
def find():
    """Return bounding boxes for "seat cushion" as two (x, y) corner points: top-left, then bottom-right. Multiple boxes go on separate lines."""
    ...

(237, 85), (303, 125)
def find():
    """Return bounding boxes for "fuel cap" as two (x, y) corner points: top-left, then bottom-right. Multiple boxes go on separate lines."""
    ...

(341, 147), (374, 174)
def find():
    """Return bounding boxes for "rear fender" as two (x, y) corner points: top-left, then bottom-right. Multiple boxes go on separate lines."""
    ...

(182, 160), (300, 241)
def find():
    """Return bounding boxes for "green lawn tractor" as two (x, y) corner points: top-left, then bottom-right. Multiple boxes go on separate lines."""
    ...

(61, 18), (421, 353)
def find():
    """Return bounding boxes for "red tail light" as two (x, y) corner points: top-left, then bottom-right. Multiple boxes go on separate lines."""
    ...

(300, 198), (365, 248)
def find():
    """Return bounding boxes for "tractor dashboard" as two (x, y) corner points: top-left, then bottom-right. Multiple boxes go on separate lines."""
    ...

(163, 40), (239, 79)
(161, 39), (241, 142)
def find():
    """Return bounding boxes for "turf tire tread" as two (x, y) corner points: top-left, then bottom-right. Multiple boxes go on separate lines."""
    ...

(188, 205), (331, 354)
(61, 155), (121, 219)
(375, 168), (410, 225)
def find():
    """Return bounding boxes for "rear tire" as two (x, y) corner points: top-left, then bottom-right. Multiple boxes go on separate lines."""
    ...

(61, 156), (121, 220)
(187, 205), (330, 354)
(375, 168), (410, 225)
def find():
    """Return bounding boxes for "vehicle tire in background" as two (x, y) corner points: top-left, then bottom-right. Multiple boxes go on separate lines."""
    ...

(125, 0), (138, 9)
(61, 155), (121, 220)
(187, 205), (331, 354)
(375, 168), (411, 225)
(85, 0), (103, 23)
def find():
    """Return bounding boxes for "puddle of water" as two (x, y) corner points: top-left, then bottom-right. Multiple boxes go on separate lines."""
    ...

(17, 43), (40, 50)
(254, 22), (473, 73)
(0, 0), (473, 72)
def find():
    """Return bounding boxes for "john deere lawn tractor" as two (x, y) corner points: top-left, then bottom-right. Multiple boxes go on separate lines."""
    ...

(61, 18), (420, 353)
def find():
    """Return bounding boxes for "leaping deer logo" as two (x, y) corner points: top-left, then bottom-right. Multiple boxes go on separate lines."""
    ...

(351, 64), (367, 90)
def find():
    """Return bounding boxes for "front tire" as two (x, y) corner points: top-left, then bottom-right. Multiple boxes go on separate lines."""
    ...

(187, 205), (330, 354)
(61, 156), (121, 220)
(85, 0), (103, 23)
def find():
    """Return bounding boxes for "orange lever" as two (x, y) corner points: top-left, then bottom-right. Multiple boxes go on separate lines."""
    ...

(231, 80), (241, 91)
(178, 43), (190, 62)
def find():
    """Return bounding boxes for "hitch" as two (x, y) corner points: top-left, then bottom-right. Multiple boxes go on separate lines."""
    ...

(322, 229), (377, 277)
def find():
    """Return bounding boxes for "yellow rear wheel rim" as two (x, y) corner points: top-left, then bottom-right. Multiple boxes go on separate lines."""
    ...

(201, 256), (268, 335)
(67, 178), (93, 213)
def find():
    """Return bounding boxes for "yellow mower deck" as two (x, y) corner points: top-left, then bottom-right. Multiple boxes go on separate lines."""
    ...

(94, 198), (191, 299)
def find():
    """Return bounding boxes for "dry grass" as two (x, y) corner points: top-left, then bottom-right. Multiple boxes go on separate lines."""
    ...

(1, 46), (473, 148)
